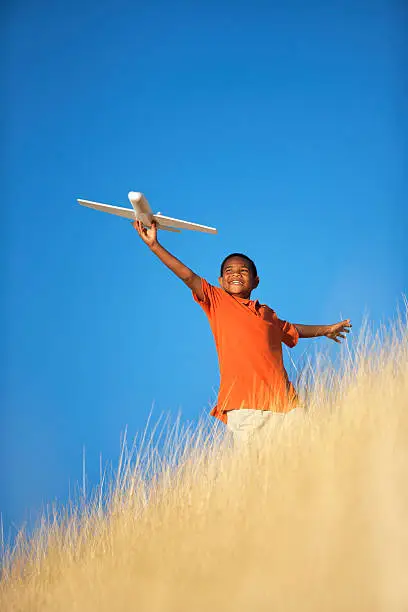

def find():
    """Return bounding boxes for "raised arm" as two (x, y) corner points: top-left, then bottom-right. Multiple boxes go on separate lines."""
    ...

(132, 220), (204, 301)
(294, 320), (352, 343)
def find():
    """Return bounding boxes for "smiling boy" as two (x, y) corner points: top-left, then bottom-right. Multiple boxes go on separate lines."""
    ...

(133, 220), (351, 442)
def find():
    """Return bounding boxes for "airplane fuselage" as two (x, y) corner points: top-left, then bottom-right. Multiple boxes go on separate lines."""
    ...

(128, 191), (153, 227)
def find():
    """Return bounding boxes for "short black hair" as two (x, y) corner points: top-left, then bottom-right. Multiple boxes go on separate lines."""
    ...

(220, 253), (258, 277)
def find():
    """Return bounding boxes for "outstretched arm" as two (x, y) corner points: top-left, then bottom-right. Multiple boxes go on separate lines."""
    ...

(132, 220), (204, 301)
(294, 320), (352, 344)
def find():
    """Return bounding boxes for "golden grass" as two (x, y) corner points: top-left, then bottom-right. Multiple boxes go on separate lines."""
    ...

(1, 313), (408, 612)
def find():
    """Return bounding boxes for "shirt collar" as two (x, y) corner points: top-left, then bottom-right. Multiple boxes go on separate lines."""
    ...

(233, 295), (261, 310)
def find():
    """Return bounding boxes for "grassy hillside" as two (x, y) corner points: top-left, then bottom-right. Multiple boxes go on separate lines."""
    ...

(1, 314), (407, 612)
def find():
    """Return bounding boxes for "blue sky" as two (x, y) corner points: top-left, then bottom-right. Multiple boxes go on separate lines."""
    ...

(2, 0), (406, 536)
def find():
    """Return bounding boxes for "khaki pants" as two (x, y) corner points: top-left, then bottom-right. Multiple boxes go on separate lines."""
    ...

(226, 408), (303, 446)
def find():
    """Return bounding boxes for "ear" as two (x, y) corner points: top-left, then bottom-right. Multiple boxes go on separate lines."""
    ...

(218, 276), (224, 289)
(252, 276), (260, 290)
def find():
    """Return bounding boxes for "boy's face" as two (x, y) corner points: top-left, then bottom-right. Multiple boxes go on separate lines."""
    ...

(218, 256), (259, 299)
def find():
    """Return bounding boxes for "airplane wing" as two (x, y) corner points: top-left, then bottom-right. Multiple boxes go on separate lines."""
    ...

(155, 222), (181, 233)
(78, 199), (136, 220)
(78, 199), (217, 234)
(153, 213), (217, 234)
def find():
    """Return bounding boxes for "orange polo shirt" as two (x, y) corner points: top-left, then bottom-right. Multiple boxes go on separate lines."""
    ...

(193, 278), (299, 423)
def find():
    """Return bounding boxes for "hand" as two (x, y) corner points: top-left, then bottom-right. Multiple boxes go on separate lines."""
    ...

(325, 319), (352, 343)
(132, 219), (158, 248)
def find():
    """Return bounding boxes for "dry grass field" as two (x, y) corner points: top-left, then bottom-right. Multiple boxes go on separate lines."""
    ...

(1, 313), (407, 612)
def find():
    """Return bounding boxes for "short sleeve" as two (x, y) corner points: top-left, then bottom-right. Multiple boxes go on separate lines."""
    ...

(277, 318), (299, 348)
(192, 278), (221, 317)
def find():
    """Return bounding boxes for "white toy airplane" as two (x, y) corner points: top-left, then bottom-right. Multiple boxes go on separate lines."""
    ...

(77, 191), (217, 234)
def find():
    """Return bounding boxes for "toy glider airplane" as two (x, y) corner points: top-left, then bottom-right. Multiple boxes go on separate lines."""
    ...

(77, 192), (217, 234)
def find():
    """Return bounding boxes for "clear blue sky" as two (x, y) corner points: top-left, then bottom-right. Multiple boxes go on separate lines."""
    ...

(2, 0), (406, 536)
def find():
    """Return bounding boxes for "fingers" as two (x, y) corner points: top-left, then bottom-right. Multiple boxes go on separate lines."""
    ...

(331, 332), (347, 343)
(335, 319), (352, 336)
(132, 219), (142, 233)
(131, 220), (158, 247)
(132, 220), (147, 240)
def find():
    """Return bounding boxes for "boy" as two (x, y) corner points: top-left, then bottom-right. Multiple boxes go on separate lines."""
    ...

(133, 220), (351, 442)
